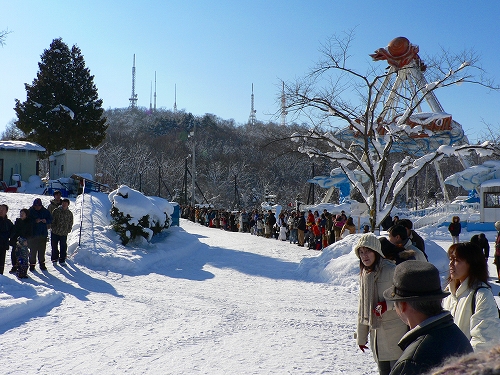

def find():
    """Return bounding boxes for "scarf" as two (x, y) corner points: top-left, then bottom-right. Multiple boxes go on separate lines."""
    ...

(358, 267), (381, 329)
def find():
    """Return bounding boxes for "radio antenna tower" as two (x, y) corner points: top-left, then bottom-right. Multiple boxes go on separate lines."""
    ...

(149, 81), (153, 111)
(154, 71), (157, 111)
(129, 54), (138, 108)
(173, 84), (177, 113)
(281, 81), (287, 126)
(248, 83), (257, 125)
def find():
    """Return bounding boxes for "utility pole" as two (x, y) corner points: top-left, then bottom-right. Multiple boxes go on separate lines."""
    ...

(191, 123), (196, 207)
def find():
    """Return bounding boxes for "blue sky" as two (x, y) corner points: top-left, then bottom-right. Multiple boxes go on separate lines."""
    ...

(1, 1), (499, 142)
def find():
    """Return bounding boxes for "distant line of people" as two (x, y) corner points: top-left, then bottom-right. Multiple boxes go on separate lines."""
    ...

(0, 190), (73, 279)
(182, 205), (367, 250)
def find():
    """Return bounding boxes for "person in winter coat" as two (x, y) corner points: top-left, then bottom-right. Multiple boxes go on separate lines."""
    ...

(28, 198), (52, 271)
(288, 212), (298, 244)
(333, 214), (345, 242)
(448, 216), (461, 244)
(297, 212), (306, 247)
(495, 221), (500, 283)
(265, 210), (276, 239)
(379, 237), (415, 265)
(9, 208), (33, 274)
(398, 219), (427, 260)
(442, 242), (500, 351)
(470, 233), (489, 260)
(388, 225), (427, 262)
(383, 261), (472, 375)
(277, 213), (287, 241)
(50, 198), (74, 266)
(354, 233), (408, 375)
(0, 204), (13, 274)
(47, 189), (63, 215)
(340, 216), (356, 238)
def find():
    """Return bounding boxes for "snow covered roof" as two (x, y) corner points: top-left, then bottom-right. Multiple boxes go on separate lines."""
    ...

(481, 178), (500, 188)
(0, 140), (46, 152)
(51, 149), (98, 157)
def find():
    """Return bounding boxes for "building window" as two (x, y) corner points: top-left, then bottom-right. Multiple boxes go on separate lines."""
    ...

(484, 192), (500, 208)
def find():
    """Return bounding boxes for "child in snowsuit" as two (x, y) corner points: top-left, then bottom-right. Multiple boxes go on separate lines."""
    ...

(15, 237), (29, 279)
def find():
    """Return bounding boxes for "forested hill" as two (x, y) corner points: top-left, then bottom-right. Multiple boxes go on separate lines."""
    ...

(97, 108), (331, 209)
(97, 108), (469, 210)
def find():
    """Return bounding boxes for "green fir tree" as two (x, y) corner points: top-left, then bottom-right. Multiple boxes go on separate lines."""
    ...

(14, 38), (107, 154)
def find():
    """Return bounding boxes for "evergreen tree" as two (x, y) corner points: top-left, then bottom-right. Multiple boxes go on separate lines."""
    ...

(14, 38), (107, 154)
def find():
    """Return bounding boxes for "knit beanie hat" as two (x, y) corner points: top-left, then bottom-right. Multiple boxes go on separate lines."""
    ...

(354, 233), (384, 258)
(495, 221), (500, 231)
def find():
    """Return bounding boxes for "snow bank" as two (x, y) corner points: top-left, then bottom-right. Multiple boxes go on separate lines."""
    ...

(298, 232), (451, 291)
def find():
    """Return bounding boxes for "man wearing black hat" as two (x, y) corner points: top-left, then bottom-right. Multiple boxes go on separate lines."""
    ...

(383, 261), (472, 375)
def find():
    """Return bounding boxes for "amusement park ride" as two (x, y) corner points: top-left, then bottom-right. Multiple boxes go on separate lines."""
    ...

(308, 36), (471, 208)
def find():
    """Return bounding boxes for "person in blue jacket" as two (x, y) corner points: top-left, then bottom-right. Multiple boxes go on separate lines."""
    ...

(28, 198), (52, 271)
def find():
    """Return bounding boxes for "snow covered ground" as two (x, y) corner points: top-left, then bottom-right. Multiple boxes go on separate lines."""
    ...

(0, 191), (499, 374)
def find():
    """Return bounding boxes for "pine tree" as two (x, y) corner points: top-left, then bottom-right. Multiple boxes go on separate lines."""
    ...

(14, 38), (107, 154)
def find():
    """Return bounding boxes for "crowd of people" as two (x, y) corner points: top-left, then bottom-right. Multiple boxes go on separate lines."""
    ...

(182, 205), (377, 250)
(183, 205), (500, 374)
(0, 190), (74, 279)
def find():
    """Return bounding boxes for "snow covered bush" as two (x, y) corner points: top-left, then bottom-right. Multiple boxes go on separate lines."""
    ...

(109, 185), (173, 245)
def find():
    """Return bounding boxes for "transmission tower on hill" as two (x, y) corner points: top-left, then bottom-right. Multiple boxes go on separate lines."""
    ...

(129, 54), (138, 108)
(248, 83), (257, 125)
(281, 81), (287, 126)
(173, 84), (177, 113)
(154, 71), (157, 111)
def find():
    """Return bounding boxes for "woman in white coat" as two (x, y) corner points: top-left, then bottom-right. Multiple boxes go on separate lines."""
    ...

(354, 233), (408, 375)
(443, 242), (500, 351)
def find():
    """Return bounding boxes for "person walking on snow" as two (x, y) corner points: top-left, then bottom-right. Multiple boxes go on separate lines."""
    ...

(448, 216), (461, 244)
(50, 198), (73, 266)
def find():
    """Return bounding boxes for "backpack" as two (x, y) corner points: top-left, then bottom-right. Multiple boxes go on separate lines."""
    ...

(471, 286), (500, 318)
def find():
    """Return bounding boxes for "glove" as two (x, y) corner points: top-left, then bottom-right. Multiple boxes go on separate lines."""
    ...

(359, 344), (369, 353)
(373, 301), (387, 316)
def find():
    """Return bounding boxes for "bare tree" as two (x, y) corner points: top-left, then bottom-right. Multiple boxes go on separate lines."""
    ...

(284, 32), (499, 229)
(0, 29), (11, 46)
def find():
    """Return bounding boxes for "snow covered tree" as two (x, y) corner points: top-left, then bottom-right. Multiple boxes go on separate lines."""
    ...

(285, 33), (498, 229)
(14, 38), (107, 154)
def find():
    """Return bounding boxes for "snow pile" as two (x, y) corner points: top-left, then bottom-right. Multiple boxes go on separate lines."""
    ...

(108, 185), (173, 245)
(299, 232), (450, 290)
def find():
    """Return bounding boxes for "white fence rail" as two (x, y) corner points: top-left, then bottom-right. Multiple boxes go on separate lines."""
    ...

(411, 203), (480, 230)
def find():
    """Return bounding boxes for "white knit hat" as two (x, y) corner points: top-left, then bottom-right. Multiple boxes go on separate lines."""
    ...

(354, 233), (384, 258)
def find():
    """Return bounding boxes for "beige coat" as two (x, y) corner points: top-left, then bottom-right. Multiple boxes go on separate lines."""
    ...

(443, 278), (500, 351)
(356, 258), (408, 361)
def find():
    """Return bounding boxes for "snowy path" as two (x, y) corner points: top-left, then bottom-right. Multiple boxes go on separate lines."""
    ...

(0, 220), (376, 375)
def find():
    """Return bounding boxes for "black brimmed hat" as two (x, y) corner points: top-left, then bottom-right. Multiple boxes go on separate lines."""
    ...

(383, 260), (449, 302)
